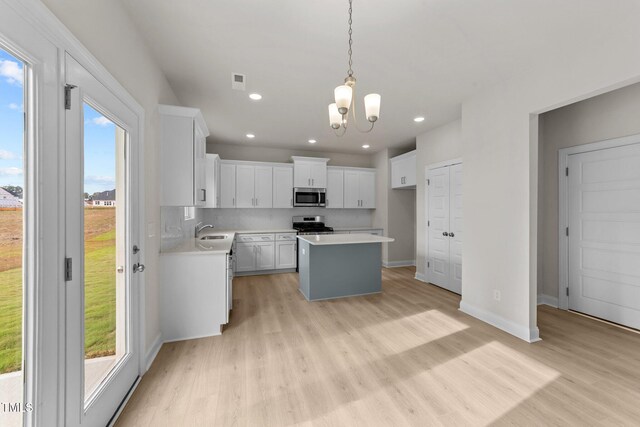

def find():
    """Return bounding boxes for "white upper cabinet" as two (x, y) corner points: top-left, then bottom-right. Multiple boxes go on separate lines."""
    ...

(205, 154), (221, 208)
(219, 162), (236, 208)
(292, 156), (329, 188)
(235, 164), (255, 208)
(273, 166), (294, 208)
(343, 168), (376, 209)
(235, 163), (273, 208)
(159, 105), (210, 206)
(254, 166), (273, 208)
(390, 150), (417, 189)
(326, 167), (344, 208)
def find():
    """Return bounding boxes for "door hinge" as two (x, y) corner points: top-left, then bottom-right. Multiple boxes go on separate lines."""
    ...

(64, 257), (73, 281)
(566, 227), (569, 237)
(64, 84), (77, 110)
(566, 287), (569, 297)
(565, 167), (569, 177)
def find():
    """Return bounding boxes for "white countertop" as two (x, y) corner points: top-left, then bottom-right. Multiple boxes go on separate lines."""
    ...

(332, 227), (383, 231)
(160, 228), (298, 255)
(297, 234), (394, 246)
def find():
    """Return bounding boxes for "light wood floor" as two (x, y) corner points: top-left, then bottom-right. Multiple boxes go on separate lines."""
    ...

(117, 267), (640, 426)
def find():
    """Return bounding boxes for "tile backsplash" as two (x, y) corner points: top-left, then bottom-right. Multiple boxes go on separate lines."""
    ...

(161, 207), (374, 251)
(160, 206), (201, 251)
(199, 208), (373, 231)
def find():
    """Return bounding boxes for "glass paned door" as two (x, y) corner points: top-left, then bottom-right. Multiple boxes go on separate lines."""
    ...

(82, 103), (127, 400)
(0, 47), (26, 427)
(65, 53), (141, 426)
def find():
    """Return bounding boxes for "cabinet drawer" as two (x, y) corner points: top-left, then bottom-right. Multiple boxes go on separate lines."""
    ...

(276, 233), (297, 241)
(236, 233), (274, 242)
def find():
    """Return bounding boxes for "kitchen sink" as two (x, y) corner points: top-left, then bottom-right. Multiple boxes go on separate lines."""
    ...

(200, 235), (228, 240)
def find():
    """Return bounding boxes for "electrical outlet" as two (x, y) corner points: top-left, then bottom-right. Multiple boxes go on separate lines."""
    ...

(493, 290), (501, 301)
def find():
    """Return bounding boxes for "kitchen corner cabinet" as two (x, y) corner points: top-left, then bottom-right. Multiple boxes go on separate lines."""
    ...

(273, 166), (294, 208)
(205, 154), (221, 208)
(390, 150), (417, 189)
(326, 167), (344, 208)
(344, 168), (376, 209)
(292, 156), (329, 188)
(159, 104), (210, 207)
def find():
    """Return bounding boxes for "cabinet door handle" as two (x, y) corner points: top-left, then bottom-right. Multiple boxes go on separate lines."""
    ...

(201, 189), (206, 202)
(233, 197), (235, 207)
(290, 198), (293, 207)
(312, 178), (314, 186)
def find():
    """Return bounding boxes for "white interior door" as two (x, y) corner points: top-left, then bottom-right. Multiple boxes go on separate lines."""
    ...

(449, 163), (463, 293)
(427, 163), (463, 294)
(568, 142), (640, 329)
(428, 167), (450, 289)
(65, 53), (141, 427)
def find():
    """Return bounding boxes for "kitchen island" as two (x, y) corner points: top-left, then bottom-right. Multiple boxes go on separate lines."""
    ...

(297, 233), (395, 301)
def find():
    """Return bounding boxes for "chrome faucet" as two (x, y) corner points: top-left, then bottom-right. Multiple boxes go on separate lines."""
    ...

(195, 223), (214, 237)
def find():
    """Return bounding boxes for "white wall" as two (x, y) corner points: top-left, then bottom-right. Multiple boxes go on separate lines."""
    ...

(41, 0), (180, 354)
(372, 147), (417, 266)
(460, 33), (640, 342)
(210, 142), (373, 168)
(415, 120), (462, 279)
(538, 81), (640, 300)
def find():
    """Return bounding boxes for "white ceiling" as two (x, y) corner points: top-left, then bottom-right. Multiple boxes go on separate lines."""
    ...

(120, 0), (639, 153)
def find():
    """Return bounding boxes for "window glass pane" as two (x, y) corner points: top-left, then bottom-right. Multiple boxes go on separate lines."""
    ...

(0, 48), (25, 427)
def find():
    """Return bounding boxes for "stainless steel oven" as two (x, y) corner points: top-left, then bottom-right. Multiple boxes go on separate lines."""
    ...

(293, 188), (326, 207)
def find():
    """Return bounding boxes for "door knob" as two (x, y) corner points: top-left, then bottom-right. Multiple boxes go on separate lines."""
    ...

(442, 232), (449, 236)
(133, 263), (145, 273)
(116, 266), (124, 273)
(449, 232), (455, 238)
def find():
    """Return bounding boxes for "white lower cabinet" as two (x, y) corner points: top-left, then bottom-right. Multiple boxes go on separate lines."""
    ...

(235, 233), (297, 274)
(160, 252), (229, 342)
(275, 233), (297, 269)
(235, 242), (258, 272)
(255, 241), (275, 270)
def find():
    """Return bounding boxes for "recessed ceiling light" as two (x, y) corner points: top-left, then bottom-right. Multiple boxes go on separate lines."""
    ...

(362, 144), (370, 149)
(308, 139), (317, 144)
(246, 133), (255, 139)
(414, 116), (425, 122)
(249, 93), (262, 101)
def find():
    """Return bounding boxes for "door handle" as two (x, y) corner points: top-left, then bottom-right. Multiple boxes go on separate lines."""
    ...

(443, 232), (449, 237)
(117, 266), (124, 273)
(133, 263), (145, 273)
(449, 232), (455, 238)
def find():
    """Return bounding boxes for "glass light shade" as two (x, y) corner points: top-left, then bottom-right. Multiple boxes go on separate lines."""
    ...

(334, 85), (353, 114)
(328, 103), (342, 129)
(364, 93), (381, 122)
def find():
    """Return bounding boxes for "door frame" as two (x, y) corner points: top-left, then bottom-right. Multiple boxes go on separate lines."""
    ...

(4, 0), (147, 424)
(558, 133), (640, 310)
(424, 158), (462, 285)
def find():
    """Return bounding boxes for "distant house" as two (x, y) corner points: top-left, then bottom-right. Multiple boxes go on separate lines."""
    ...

(92, 190), (116, 207)
(0, 187), (22, 208)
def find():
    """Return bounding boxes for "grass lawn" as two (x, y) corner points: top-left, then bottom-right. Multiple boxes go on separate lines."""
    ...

(0, 208), (117, 374)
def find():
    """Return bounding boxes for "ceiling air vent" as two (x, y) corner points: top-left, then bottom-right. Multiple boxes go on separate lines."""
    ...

(232, 73), (246, 90)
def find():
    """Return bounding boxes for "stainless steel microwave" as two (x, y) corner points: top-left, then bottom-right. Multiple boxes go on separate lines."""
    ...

(293, 188), (326, 207)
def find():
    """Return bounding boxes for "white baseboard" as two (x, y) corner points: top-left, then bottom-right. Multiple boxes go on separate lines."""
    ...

(383, 260), (416, 268)
(537, 294), (559, 308)
(459, 300), (541, 343)
(145, 333), (163, 372)
(414, 272), (427, 282)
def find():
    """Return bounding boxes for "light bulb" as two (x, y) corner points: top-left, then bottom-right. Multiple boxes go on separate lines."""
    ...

(364, 93), (381, 122)
(328, 103), (342, 129)
(334, 85), (353, 115)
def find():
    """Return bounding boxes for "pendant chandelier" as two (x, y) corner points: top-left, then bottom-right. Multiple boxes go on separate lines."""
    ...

(328, 0), (381, 136)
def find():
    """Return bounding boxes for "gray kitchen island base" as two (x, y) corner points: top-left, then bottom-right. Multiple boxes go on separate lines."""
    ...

(298, 238), (383, 301)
